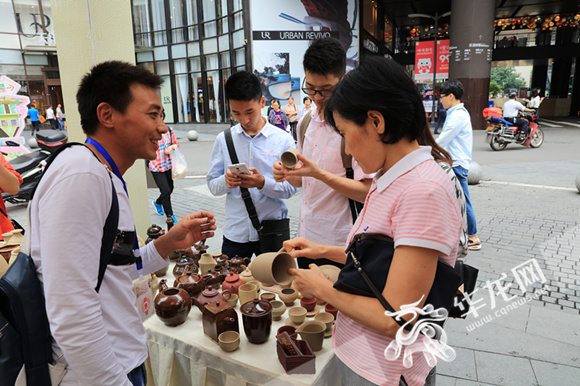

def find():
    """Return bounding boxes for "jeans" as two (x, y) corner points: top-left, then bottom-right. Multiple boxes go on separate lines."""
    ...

(152, 169), (174, 216)
(48, 118), (55, 130)
(453, 166), (477, 236)
(222, 236), (261, 259)
(31, 121), (40, 134)
(506, 117), (529, 133)
(127, 363), (147, 386)
(57, 118), (64, 130)
(336, 355), (436, 386)
(434, 109), (446, 133)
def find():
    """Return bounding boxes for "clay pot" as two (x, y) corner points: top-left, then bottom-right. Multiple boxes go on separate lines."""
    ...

(174, 266), (205, 299)
(279, 288), (298, 306)
(229, 255), (250, 273)
(198, 253), (217, 274)
(300, 297), (317, 312)
(288, 306), (307, 325)
(218, 331), (240, 352)
(260, 292), (276, 302)
(191, 243), (208, 266)
(239, 267), (254, 284)
(324, 304), (338, 319)
(192, 288), (231, 312)
(173, 255), (196, 278)
(222, 273), (245, 295)
(201, 270), (222, 289)
(145, 224), (165, 244)
(270, 300), (286, 321)
(154, 280), (191, 326)
(277, 325), (297, 340)
(296, 321), (326, 351)
(249, 248), (296, 285)
(240, 299), (273, 344)
(212, 253), (229, 268)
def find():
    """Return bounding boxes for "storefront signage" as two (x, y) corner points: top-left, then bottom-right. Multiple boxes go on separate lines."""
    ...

(0, 76), (30, 158)
(363, 38), (379, 53)
(252, 31), (339, 40)
(414, 40), (449, 82)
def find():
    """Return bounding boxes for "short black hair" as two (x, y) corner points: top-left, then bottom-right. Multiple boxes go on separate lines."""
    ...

(303, 96), (311, 103)
(325, 56), (426, 144)
(225, 71), (262, 102)
(440, 80), (464, 100)
(76, 61), (163, 135)
(303, 37), (346, 78)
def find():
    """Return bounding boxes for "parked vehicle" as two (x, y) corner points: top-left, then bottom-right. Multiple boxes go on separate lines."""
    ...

(2, 131), (68, 204)
(482, 107), (544, 151)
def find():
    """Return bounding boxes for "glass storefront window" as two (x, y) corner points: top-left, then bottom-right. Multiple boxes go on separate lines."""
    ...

(204, 21), (217, 36)
(220, 52), (230, 68)
(137, 51), (154, 62)
(0, 0), (17, 33)
(233, 11), (243, 30)
(233, 0), (242, 12)
(234, 48), (245, 67)
(218, 34), (229, 50)
(205, 54), (219, 70)
(156, 61), (170, 75)
(172, 43), (187, 58)
(0, 33), (20, 49)
(203, 37), (218, 54)
(202, 0), (216, 21)
(188, 26), (199, 41)
(133, 0), (151, 46)
(187, 42), (200, 56)
(233, 30), (244, 48)
(23, 53), (48, 65)
(190, 57), (200, 71)
(0, 49), (23, 64)
(154, 46), (169, 61)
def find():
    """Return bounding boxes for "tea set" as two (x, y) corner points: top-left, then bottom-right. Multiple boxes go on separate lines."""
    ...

(151, 243), (337, 357)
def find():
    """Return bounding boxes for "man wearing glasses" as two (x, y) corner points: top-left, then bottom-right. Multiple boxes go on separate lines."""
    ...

(273, 38), (373, 269)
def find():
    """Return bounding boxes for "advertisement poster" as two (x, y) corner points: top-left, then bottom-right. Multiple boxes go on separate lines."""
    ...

(0, 76), (30, 158)
(251, 0), (359, 105)
(414, 40), (449, 82)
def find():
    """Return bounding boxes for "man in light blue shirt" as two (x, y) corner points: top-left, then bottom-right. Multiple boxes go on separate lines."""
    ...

(436, 80), (481, 250)
(207, 72), (296, 258)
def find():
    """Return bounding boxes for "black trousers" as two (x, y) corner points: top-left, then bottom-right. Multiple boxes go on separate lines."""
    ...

(221, 236), (261, 259)
(152, 169), (174, 216)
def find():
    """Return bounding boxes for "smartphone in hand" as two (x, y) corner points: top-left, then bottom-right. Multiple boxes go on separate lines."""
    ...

(228, 163), (251, 175)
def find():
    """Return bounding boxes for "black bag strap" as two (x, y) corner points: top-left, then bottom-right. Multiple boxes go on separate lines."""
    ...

(30, 142), (119, 292)
(345, 233), (413, 332)
(223, 129), (262, 232)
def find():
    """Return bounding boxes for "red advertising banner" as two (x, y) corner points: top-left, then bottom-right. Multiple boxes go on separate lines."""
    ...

(414, 40), (449, 82)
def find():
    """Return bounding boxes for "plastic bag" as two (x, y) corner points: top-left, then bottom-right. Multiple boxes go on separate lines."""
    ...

(171, 147), (188, 179)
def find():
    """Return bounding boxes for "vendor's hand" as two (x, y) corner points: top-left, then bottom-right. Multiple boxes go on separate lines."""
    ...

(288, 264), (331, 299)
(283, 237), (323, 260)
(225, 168), (242, 189)
(239, 167), (265, 189)
(154, 211), (216, 257)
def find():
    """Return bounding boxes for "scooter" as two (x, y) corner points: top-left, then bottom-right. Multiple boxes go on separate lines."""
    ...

(482, 107), (544, 151)
(2, 131), (68, 204)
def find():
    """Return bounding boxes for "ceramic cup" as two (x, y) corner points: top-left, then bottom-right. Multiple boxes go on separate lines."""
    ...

(279, 288), (298, 306)
(270, 300), (286, 321)
(300, 297), (317, 312)
(288, 306), (307, 324)
(261, 292), (276, 302)
(226, 293), (239, 308)
(325, 303), (338, 319)
(296, 320), (326, 351)
(218, 330), (240, 352)
(280, 148), (300, 169)
(238, 283), (258, 306)
(249, 248), (296, 286)
(314, 312), (335, 332)
(277, 325), (298, 339)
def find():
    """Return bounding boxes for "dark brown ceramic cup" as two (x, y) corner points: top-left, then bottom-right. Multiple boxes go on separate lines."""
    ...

(240, 299), (273, 344)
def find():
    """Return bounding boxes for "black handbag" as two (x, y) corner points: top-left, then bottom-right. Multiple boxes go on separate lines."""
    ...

(334, 233), (464, 334)
(223, 129), (290, 253)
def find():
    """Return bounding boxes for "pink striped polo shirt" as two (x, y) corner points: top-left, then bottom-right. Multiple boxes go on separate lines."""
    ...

(333, 146), (462, 386)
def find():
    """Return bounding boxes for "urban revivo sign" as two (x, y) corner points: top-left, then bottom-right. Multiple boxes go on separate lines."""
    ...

(253, 31), (339, 40)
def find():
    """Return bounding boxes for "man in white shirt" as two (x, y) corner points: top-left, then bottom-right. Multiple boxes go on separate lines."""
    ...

(272, 38), (373, 268)
(56, 103), (64, 130)
(46, 105), (55, 130)
(31, 61), (216, 385)
(503, 92), (534, 140)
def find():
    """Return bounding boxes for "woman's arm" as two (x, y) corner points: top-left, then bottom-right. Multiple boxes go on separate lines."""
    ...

(0, 155), (21, 195)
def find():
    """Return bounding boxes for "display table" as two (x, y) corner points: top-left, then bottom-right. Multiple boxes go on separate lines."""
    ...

(144, 287), (340, 386)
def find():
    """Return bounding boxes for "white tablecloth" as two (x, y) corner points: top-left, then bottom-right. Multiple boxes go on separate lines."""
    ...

(144, 289), (340, 386)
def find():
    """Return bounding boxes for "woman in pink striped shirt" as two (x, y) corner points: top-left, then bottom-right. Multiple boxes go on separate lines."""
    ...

(287, 57), (462, 386)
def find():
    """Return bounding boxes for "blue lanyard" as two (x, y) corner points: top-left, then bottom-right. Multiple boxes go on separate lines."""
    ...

(85, 138), (143, 270)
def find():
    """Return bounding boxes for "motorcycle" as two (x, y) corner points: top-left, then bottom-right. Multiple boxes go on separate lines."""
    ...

(2, 131), (68, 204)
(482, 107), (544, 151)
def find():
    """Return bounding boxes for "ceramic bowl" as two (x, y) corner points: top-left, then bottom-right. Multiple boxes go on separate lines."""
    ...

(277, 325), (297, 339)
(314, 312), (335, 332)
(325, 303), (338, 319)
(226, 294), (239, 308)
(261, 292), (277, 302)
(288, 306), (307, 324)
(270, 300), (286, 321)
(296, 320), (326, 351)
(300, 297), (317, 312)
(218, 330), (240, 352)
(279, 288), (298, 306)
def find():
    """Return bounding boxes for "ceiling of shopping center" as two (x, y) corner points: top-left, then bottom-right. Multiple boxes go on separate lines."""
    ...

(383, 0), (580, 28)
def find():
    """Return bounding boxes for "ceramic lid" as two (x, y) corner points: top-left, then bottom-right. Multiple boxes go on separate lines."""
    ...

(175, 272), (202, 284)
(201, 287), (220, 297)
(225, 273), (240, 282)
(240, 299), (272, 316)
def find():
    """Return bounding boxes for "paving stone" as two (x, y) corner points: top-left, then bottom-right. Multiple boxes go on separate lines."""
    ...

(437, 347), (477, 381)
(474, 352), (536, 385)
(530, 360), (580, 386)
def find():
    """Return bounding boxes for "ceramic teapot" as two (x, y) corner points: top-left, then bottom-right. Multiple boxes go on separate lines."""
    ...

(229, 255), (251, 273)
(174, 266), (205, 299)
(192, 288), (231, 312)
(239, 267), (255, 284)
(154, 280), (192, 326)
(172, 254), (197, 278)
(221, 273), (245, 295)
(212, 253), (229, 268)
(145, 224), (165, 244)
(202, 300), (239, 343)
(198, 253), (217, 274)
(192, 242), (209, 266)
(201, 270), (222, 289)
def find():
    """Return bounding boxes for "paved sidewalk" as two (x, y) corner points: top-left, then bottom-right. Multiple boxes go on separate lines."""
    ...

(8, 117), (580, 385)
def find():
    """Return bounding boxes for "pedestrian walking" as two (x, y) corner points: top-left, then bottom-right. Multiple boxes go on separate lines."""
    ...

(150, 119), (179, 224)
(46, 105), (55, 130)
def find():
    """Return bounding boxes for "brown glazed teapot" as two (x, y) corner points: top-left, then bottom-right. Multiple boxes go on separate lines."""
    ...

(212, 253), (229, 268)
(174, 266), (205, 299)
(201, 270), (222, 289)
(145, 224), (165, 244)
(154, 280), (192, 326)
(192, 288), (231, 312)
(229, 255), (251, 273)
(202, 300), (239, 344)
(173, 254), (197, 278)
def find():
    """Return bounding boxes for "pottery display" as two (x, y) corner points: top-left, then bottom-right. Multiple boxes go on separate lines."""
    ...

(270, 300), (286, 321)
(288, 306), (307, 325)
(154, 280), (192, 326)
(145, 224), (165, 244)
(279, 288), (298, 306)
(212, 253), (229, 268)
(173, 254), (197, 278)
(296, 321), (326, 351)
(222, 273), (245, 295)
(249, 248), (296, 286)
(218, 330), (240, 352)
(300, 297), (317, 312)
(201, 270), (222, 289)
(226, 294), (239, 308)
(198, 253), (217, 273)
(238, 283), (259, 306)
(240, 299), (273, 344)
(192, 288), (231, 312)
(191, 242), (209, 266)
(202, 300), (239, 343)
(239, 267), (254, 283)
(229, 255), (251, 273)
(174, 266), (205, 299)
